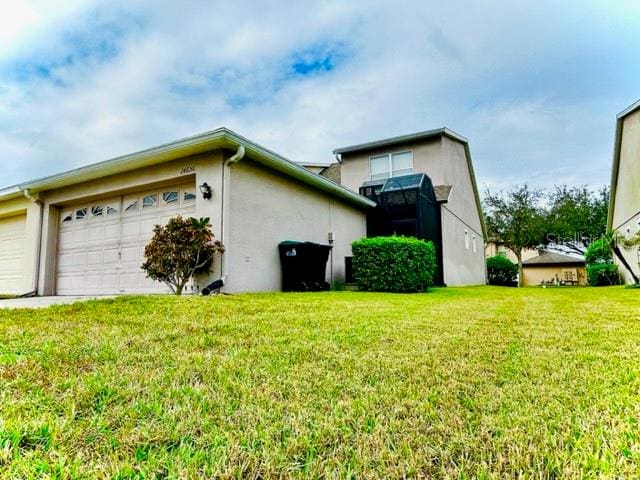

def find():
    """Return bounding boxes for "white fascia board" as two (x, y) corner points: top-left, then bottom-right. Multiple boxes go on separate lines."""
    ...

(1, 127), (374, 210)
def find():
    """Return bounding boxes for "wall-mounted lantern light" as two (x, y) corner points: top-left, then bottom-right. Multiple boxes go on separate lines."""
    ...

(199, 182), (212, 200)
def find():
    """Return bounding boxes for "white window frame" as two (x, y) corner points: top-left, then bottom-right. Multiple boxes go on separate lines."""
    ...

(464, 230), (469, 250)
(369, 150), (414, 181)
(472, 234), (477, 253)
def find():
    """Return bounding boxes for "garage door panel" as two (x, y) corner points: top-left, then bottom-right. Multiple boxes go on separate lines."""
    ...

(122, 221), (139, 237)
(120, 245), (139, 263)
(88, 225), (105, 242)
(56, 184), (196, 295)
(102, 274), (118, 289)
(103, 248), (120, 264)
(104, 224), (121, 239)
(73, 252), (88, 267)
(87, 250), (103, 266)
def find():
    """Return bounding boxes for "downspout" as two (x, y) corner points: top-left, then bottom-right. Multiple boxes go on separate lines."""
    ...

(219, 145), (245, 285)
(21, 189), (44, 297)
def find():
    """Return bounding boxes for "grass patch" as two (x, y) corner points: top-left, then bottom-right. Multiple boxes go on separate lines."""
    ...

(0, 287), (639, 477)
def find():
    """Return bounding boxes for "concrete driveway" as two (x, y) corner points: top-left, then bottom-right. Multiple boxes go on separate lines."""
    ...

(0, 296), (113, 309)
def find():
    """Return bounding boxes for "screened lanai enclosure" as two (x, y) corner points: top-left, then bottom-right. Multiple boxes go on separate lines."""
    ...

(359, 173), (444, 285)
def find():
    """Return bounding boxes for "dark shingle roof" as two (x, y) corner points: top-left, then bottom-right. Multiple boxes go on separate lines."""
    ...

(522, 251), (585, 266)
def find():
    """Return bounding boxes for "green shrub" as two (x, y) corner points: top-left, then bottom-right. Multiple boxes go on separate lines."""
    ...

(351, 236), (436, 293)
(585, 238), (613, 265)
(586, 263), (620, 286)
(486, 255), (518, 286)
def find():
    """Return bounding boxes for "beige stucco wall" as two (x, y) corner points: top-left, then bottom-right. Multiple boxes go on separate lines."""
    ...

(339, 137), (443, 192)
(612, 109), (640, 283)
(0, 196), (41, 294)
(485, 242), (538, 263)
(612, 109), (640, 230)
(36, 152), (224, 295)
(522, 265), (587, 286)
(227, 159), (367, 292)
(439, 137), (485, 285)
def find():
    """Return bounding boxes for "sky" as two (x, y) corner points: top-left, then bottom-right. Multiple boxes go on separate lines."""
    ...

(0, 0), (639, 192)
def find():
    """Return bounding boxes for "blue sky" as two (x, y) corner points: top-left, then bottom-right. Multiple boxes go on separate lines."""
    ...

(1, 0), (639, 192)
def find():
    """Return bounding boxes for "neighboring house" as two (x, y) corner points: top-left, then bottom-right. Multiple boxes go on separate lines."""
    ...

(522, 251), (587, 286)
(334, 128), (486, 286)
(299, 162), (330, 175)
(485, 241), (538, 264)
(0, 128), (375, 296)
(300, 162), (342, 184)
(608, 99), (640, 284)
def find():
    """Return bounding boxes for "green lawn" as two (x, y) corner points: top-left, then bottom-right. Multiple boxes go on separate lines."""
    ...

(1, 287), (639, 478)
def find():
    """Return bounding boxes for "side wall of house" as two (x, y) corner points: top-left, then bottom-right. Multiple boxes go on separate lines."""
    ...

(612, 110), (640, 284)
(227, 159), (367, 292)
(440, 137), (486, 285)
(522, 265), (587, 286)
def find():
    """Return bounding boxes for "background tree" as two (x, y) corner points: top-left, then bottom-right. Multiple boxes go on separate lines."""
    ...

(486, 255), (518, 287)
(142, 216), (224, 295)
(484, 185), (546, 286)
(544, 186), (609, 253)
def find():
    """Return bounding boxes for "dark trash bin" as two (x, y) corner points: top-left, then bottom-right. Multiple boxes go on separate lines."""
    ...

(278, 241), (333, 292)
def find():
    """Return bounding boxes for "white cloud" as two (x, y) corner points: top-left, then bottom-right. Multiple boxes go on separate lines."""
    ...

(0, 0), (639, 190)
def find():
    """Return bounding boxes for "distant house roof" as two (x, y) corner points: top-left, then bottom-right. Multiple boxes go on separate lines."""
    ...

(523, 251), (585, 267)
(608, 98), (640, 230)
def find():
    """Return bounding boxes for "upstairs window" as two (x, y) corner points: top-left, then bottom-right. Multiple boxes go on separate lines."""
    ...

(369, 151), (413, 181)
(465, 230), (469, 250)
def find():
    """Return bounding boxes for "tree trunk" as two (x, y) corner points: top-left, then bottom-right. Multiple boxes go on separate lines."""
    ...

(175, 284), (184, 296)
(516, 252), (524, 287)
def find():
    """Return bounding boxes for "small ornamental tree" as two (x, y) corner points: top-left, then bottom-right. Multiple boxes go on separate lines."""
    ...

(142, 216), (224, 295)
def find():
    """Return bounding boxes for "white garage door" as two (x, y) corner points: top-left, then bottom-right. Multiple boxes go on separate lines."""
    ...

(56, 183), (197, 295)
(0, 214), (27, 294)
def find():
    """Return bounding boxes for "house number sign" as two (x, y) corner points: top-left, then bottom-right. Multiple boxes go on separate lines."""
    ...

(179, 165), (196, 175)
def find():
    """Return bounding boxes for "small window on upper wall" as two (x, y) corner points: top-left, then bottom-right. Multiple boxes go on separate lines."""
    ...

(75, 208), (87, 220)
(91, 206), (103, 217)
(183, 190), (196, 202)
(107, 205), (119, 215)
(162, 191), (178, 204)
(61, 212), (73, 223)
(464, 230), (469, 250)
(124, 199), (138, 212)
(472, 234), (477, 253)
(142, 194), (157, 208)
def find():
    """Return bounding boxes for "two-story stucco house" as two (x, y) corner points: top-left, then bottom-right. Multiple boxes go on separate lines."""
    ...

(333, 128), (486, 286)
(609, 99), (640, 284)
